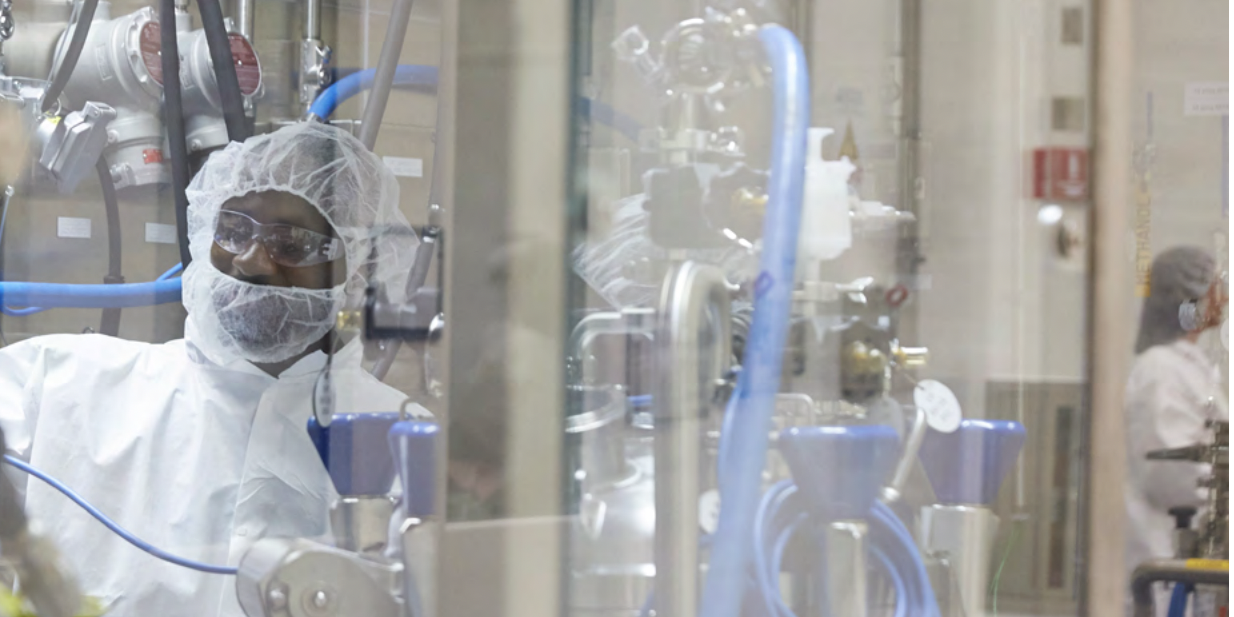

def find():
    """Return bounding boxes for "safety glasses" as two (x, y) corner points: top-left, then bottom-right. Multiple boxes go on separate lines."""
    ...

(214, 209), (344, 268)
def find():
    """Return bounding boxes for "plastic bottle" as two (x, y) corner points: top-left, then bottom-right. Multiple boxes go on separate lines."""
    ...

(798, 127), (855, 265)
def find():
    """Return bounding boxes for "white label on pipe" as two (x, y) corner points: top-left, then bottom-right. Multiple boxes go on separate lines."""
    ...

(1184, 82), (1228, 116)
(145, 222), (178, 244)
(698, 489), (721, 535)
(383, 156), (424, 178)
(914, 379), (962, 433)
(57, 217), (91, 239)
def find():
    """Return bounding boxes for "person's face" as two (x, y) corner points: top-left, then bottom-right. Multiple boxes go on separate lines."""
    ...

(210, 191), (347, 289)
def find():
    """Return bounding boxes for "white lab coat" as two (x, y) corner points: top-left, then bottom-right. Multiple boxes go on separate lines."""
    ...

(1124, 339), (1228, 617)
(0, 318), (430, 617)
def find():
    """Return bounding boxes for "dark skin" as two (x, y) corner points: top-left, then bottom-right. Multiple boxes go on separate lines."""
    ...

(210, 190), (347, 376)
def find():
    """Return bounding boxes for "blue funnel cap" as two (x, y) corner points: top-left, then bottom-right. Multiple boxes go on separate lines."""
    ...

(389, 420), (439, 518)
(919, 419), (1026, 506)
(778, 425), (900, 520)
(308, 413), (402, 496)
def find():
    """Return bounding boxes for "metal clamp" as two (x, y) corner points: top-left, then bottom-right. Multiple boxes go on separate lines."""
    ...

(299, 40), (333, 111)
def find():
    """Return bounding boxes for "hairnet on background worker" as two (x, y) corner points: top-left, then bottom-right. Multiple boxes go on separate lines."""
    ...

(1133, 246), (1218, 354)
(1124, 246), (1228, 617)
(0, 122), (430, 617)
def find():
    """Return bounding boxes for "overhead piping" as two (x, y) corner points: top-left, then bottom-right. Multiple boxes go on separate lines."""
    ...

(358, 0), (415, 149)
(160, 0), (193, 267)
(197, 0), (250, 142)
(41, 0), (100, 113)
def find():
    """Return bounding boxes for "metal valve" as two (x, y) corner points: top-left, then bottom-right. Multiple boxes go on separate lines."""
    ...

(892, 342), (929, 368)
(612, 26), (661, 85)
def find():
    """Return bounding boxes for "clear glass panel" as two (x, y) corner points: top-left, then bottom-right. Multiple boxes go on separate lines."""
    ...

(1122, 0), (1228, 614)
(0, 0), (1225, 615)
(565, 1), (1099, 617)
(0, 0), (441, 614)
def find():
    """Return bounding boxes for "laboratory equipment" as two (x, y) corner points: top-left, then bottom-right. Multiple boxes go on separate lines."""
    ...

(918, 420), (1027, 617)
(0, 0), (1071, 615)
(563, 6), (971, 617)
(1130, 420), (1229, 617)
(238, 416), (438, 617)
(0, 0), (268, 332)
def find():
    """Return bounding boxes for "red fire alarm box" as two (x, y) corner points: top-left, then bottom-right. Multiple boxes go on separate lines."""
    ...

(1032, 148), (1088, 201)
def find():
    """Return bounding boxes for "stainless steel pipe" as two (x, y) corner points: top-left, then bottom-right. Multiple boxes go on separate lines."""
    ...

(653, 261), (732, 617)
(359, 0), (415, 149)
(825, 521), (869, 617)
(883, 406), (927, 503)
(303, 0), (321, 40)
(233, 0), (253, 39)
(919, 505), (1000, 617)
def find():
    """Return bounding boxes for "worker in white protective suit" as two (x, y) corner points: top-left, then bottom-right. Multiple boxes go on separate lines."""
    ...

(1124, 246), (1228, 617)
(0, 122), (430, 616)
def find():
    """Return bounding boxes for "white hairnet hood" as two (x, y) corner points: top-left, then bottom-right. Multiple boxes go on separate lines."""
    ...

(1135, 246), (1215, 354)
(181, 122), (419, 364)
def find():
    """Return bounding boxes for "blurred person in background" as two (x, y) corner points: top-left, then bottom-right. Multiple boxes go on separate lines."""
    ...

(1124, 246), (1228, 617)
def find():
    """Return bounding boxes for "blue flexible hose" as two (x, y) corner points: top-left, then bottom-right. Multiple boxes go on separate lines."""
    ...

(1, 270), (181, 314)
(753, 481), (802, 617)
(870, 545), (908, 617)
(0, 279), (182, 309)
(311, 66), (644, 142)
(751, 480), (937, 617)
(769, 515), (807, 617)
(700, 24), (809, 617)
(3, 455), (238, 575)
(158, 263), (184, 281)
(2, 306), (44, 317)
(309, 65), (440, 119)
(871, 502), (939, 617)
(1167, 583), (1190, 617)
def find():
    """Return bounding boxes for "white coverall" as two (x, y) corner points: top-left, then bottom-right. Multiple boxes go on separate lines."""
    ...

(1123, 338), (1228, 617)
(0, 317), (430, 617)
